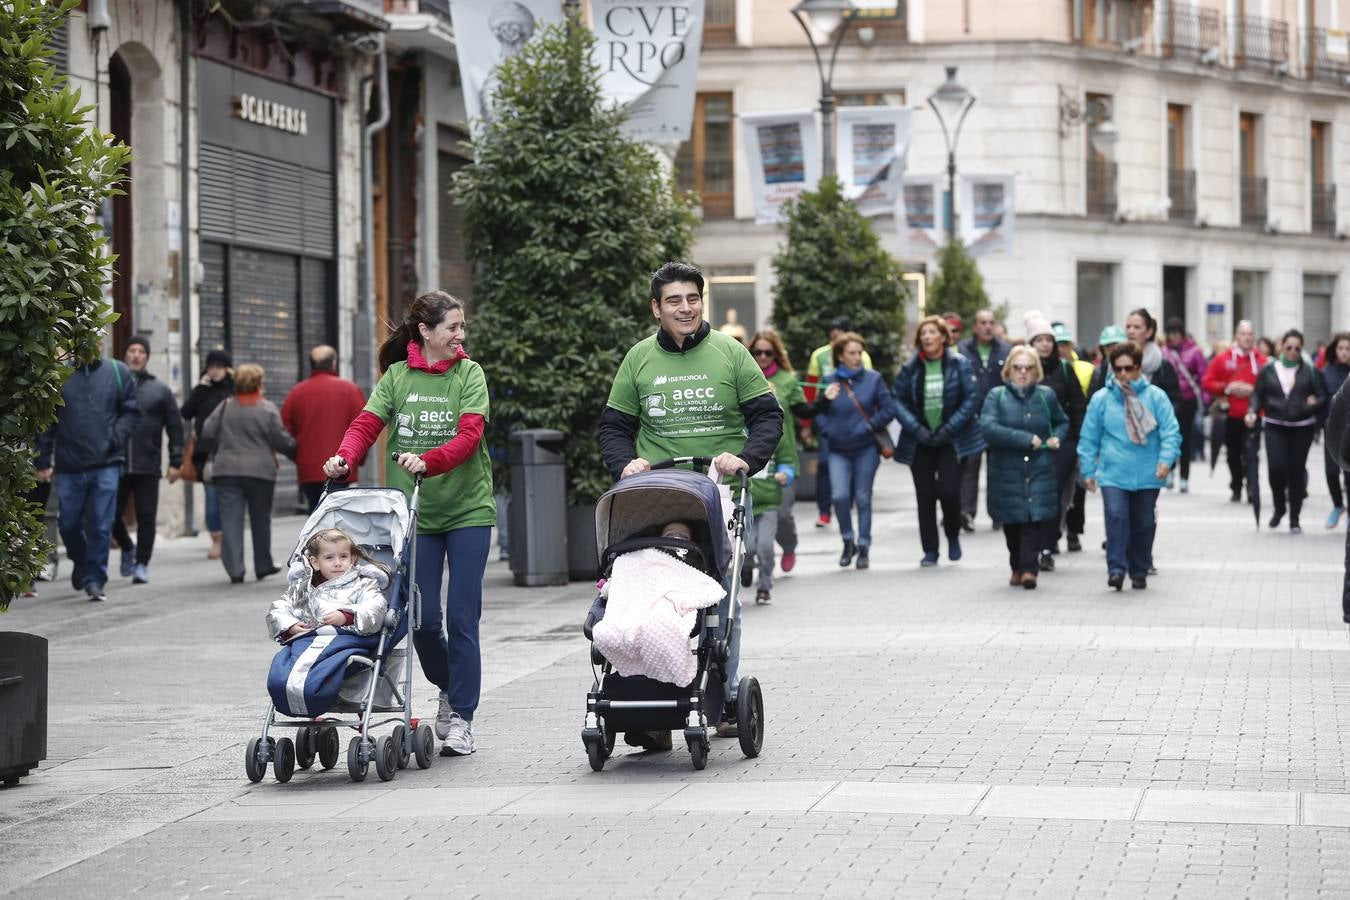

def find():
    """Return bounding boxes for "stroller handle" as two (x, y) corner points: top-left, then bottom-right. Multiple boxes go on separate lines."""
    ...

(650, 456), (750, 494)
(390, 451), (427, 489)
(321, 456), (349, 494)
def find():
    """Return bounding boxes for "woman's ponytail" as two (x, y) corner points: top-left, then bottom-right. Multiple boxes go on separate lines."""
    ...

(377, 290), (465, 373)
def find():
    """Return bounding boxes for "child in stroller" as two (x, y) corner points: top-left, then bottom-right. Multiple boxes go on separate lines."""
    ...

(267, 527), (389, 641)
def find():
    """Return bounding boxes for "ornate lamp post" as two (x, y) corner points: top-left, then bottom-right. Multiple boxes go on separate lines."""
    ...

(790, 0), (859, 178)
(926, 66), (976, 237)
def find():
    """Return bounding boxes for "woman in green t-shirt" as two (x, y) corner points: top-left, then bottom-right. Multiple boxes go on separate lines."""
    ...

(325, 291), (496, 758)
(748, 329), (810, 575)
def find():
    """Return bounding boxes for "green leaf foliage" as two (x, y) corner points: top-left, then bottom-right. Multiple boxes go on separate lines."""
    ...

(769, 176), (907, 377)
(451, 24), (695, 506)
(0, 0), (130, 611)
(927, 238), (1005, 340)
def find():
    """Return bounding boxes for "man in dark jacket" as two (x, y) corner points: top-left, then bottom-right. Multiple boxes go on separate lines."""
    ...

(282, 344), (367, 511)
(956, 309), (1011, 532)
(111, 336), (185, 584)
(37, 346), (142, 602)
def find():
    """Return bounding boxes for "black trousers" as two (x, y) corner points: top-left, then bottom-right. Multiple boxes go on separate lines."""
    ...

(111, 473), (160, 565)
(1176, 398), (1199, 480)
(302, 480), (350, 513)
(911, 443), (961, 554)
(215, 475), (276, 580)
(1224, 417), (1249, 495)
(1004, 519), (1053, 573)
(1325, 447), (1350, 510)
(959, 450), (983, 521)
(1066, 482), (1086, 536)
(1265, 423), (1315, 524)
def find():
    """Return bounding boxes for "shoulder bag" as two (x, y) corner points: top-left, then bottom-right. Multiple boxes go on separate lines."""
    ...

(201, 400), (229, 484)
(842, 378), (894, 459)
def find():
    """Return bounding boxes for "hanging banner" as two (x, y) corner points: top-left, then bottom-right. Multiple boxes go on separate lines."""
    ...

(899, 172), (944, 254)
(958, 172), (1016, 255)
(590, 0), (705, 142)
(741, 110), (820, 225)
(450, 0), (564, 133)
(837, 106), (911, 218)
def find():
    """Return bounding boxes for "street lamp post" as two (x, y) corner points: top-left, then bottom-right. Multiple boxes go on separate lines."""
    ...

(790, 0), (859, 178)
(926, 66), (976, 239)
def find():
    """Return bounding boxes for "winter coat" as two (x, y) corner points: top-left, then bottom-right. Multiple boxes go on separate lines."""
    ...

(124, 371), (186, 476)
(813, 368), (898, 453)
(957, 336), (1012, 400)
(180, 376), (234, 468)
(281, 371), (367, 483)
(36, 359), (141, 473)
(979, 382), (1069, 525)
(1251, 359), (1328, 427)
(1323, 362), (1350, 403)
(267, 561), (390, 641)
(892, 349), (987, 464)
(199, 396), (297, 482)
(1202, 347), (1267, 420)
(1165, 337), (1208, 403)
(1077, 377), (1182, 491)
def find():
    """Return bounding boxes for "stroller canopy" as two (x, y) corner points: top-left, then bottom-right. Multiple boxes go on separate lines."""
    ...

(290, 488), (411, 566)
(594, 470), (732, 575)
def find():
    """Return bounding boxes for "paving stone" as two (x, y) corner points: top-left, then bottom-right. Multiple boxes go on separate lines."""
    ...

(1136, 789), (1298, 826)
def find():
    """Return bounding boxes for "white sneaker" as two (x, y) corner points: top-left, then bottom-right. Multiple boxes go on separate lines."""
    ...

(439, 712), (474, 756)
(434, 691), (453, 740)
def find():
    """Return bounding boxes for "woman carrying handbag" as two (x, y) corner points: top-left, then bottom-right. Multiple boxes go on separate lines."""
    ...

(812, 331), (898, 569)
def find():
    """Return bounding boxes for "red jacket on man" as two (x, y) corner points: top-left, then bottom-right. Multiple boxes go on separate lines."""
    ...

(1202, 347), (1268, 420)
(281, 370), (367, 483)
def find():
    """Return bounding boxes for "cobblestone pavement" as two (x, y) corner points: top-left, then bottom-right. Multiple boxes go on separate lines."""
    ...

(4, 459), (1350, 898)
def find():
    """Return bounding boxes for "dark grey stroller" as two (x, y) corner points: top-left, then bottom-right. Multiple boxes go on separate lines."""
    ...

(581, 457), (765, 771)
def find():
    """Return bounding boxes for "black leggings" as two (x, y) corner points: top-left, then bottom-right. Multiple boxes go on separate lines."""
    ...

(1004, 519), (1053, 573)
(910, 443), (961, 554)
(1265, 423), (1315, 524)
(1175, 399), (1198, 480)
(111, 474), (160, 565)
(1326, 447), (1350, 510)
(1224, 418), (1250, 495)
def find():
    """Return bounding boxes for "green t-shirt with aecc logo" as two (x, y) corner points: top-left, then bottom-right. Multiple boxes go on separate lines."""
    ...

(365, 360), (496, 535)
(766, 366), (806, 460)
(607, 329), (774, 465)
(923, 357), (945, 431)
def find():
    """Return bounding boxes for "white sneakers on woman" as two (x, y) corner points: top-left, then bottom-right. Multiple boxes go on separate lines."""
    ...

(435, 691), (475, 756)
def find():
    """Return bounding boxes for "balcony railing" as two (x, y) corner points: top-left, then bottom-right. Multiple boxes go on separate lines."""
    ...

(1168, 168), (1197, 222)
(1231, 15), (1290, 72)
(1240, 175), (1268, 227)
(1162, 2), (1220, 60)
(1302, 28), (1350, 85)
(1313, 183), (1337, 234)
(704, 0), (735, 47)
(1086, 160), (1117, 217)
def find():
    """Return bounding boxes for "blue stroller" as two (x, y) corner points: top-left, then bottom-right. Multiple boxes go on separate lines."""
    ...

(244, 464), (433, 783)
(581, 457), (765, 771)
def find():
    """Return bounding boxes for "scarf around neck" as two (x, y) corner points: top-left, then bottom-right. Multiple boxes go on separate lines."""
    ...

(1118, 378), (1157, 445)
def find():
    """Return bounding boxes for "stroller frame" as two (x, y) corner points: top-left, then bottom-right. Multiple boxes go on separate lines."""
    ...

(581, 456), (765, 771)
(244, 459), (435, 784)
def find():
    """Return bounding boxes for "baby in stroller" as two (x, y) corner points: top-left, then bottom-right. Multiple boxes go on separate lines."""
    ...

(267, 527), (389, 642)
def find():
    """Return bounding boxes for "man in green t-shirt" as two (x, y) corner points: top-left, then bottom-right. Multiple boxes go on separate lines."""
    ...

(599, 261), (784, 745)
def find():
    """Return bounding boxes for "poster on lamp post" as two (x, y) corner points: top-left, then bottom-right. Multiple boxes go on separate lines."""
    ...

(741, 110), (821, 225)
(450, 0), (564, 133)
(899, 172), (944, 253)
(837, 106), (912, 218)
(957, 172), (1016, 255)
(589, 0), (705, 142)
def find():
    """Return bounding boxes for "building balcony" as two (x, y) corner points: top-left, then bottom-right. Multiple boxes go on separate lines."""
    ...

(1086, 160), (1117, 218)
(1168, 168), (1196, 222)
(1302, 28), (1350, 86)
(1231, 15), (1290, 73)
(1161, 2), (1220, 60)
(1313, 183), (1337, 235)
(1240, 175), (1268, 228)
(704, 0), (736, 47)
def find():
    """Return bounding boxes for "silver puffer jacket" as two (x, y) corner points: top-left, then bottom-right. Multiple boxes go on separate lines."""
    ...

(266, 562), (390, 641)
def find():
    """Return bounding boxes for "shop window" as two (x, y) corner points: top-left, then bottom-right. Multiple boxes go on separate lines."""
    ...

(707, 268), (756, 342)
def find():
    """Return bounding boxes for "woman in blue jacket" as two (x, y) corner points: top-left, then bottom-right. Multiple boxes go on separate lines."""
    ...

(813, 332), (897, 569)
(979, 346), (1069, 590)
(893, 315), (986, 566)
(1078, 342), (1181, 591)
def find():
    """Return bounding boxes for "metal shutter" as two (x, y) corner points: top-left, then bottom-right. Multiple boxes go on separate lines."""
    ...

(199, 242), (228, 355)
(300, 257), (333, 352)
(48, 18), (68, 74)
(199, 144), (335, 259)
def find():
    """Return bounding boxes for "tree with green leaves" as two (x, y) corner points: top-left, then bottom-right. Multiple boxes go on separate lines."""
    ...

(927, 238), (1004, 340)
(0, 0), (129, 611)
(451, 24), (695, 506)
(770, 176), (907, 377)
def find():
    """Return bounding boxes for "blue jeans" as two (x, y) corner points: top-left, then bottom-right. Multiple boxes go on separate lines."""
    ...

(815, 433), (832, 516)
(57, 464), (120, 591)
(413, 527), (491, 721)
(1100, 487), (1158, 579)
(828, 443), (880, 546)
(203, 483), (222, 532)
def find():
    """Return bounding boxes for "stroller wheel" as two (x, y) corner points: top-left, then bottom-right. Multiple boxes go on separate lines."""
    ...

(244, 737), (269, 783)
(413, 723), (435, 769)
(585, 734), (607, 772)
(736, 677), (764, 759)
(317, 726), (340, 770)
(295, 727), (316, 770)
(374, 735), (398, 782)
(274, 738), (296, 783)
(391, 724), (410, 770)
(685, 729), (709, 771)
(347, 736), (370, 783)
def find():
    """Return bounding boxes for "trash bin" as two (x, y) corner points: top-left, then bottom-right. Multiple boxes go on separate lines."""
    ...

(508, 429), (569, 587)
(0, 632), (47, 786)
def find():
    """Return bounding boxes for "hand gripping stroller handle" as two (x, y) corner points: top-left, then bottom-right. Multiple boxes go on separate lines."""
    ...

(321, 456), (348, 495)
(390, 451), (426, 489)
(651, 456), (716, 471)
